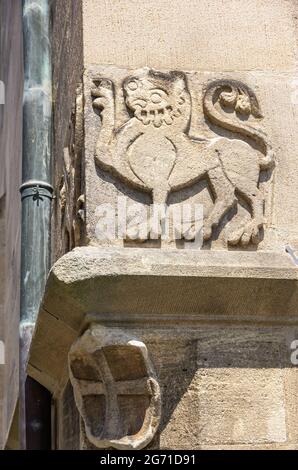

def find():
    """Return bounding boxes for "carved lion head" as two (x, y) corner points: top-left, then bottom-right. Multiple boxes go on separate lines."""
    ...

(123, 68), (189, 127)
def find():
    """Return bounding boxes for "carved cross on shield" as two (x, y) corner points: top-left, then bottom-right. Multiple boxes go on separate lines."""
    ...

(69, 325), (161, 450)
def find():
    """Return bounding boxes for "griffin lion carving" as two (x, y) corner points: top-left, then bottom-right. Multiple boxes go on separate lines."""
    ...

(91, 68), (274, 245)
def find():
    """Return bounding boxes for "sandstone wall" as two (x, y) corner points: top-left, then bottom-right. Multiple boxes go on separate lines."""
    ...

(36, 0), (298, 449)
(78, 0), (298, 449)
(82, 0), (298, 71)
(51, 0), (84, 262)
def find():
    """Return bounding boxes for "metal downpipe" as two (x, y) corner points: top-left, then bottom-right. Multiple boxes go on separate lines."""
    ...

(20, 0), (52, 449)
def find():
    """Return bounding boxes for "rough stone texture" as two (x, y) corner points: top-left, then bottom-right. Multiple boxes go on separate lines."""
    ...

(4, 404), (19, 450)
(82, 0), (298, 71)
(28, 246), (298, 449)
(56, 381), (80, 450)
(143, 326), (298, 449)
(51, 0), (84, 262)
(0, 0), (23, 449)
(31, 291), (298, 449)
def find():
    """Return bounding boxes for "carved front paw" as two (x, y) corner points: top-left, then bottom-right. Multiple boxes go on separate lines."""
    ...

(228, 220), (262, 246)
(203, 222), (213, 241)
(91, 79), (114, 115)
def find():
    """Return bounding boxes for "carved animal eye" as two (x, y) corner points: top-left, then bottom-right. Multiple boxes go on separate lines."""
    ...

(151, 93), (162, 104)
(127, 80), (138, 91)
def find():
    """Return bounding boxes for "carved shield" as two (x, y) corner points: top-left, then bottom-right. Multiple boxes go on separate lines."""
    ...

(69, 324), (161, 450)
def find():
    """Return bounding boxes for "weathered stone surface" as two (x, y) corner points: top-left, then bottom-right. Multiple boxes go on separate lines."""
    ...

(56, 381), (80, 450)
(87, 68), (274, 246)
(31, 311), (298, 448)
(28, 246), (298, 395)
(69, 325), (161, 450)
(0, 0), (22, 449)
(84, 65), (298, 252)
(82, 0), (297, 71)
(158, 331), (288, 447)
(51, 0), (84, 261)
(123, 326), (298, 449)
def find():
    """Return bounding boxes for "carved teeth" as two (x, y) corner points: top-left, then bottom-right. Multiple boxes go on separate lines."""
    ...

(164, 109), (173, 125)
(154, 110), (163, 127)
(134, 105), (179, 126)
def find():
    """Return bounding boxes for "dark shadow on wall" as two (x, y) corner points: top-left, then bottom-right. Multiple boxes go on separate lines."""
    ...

(50, 0), (84, 262)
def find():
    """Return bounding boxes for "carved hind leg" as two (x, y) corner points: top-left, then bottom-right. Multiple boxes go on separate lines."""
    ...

(204, 167), (237, 241)
(228, 184), (264, 246)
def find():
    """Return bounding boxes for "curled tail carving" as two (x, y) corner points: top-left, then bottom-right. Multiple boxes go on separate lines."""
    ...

(203, 79), (274, 170)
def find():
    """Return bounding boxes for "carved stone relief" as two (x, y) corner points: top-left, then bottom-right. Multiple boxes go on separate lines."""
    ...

(68, 325), (161, 450)
(56, 84), (85, 256)
(90, 67), (274, 247)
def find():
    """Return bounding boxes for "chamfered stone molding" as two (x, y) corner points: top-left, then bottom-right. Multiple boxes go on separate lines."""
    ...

(27, 246), (298, 394)
(68, 324), (161, 450)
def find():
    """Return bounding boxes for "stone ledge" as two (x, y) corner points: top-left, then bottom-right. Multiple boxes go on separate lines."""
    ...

(28, 246), (298, 393)
(53, 246), (298, 281)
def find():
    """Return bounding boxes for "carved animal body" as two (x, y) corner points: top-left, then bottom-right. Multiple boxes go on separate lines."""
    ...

(91, 68), (274, 245)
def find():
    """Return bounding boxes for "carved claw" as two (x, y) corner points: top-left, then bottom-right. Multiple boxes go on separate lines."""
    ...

(241, 220), (261, 246)
(228, 220), (261, 246)
(227, 226), (245, 246)
(203, 223), (213, 241)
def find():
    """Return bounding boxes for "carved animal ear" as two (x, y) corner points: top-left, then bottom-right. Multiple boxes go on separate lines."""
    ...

(123, 77), (139, 94)
(171, 72), (187, 94)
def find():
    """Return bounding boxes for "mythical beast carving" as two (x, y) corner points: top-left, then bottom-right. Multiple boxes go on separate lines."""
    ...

(91, 68), (274, 245)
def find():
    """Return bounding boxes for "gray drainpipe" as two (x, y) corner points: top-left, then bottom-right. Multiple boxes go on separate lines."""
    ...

(20, 0), (52, 449)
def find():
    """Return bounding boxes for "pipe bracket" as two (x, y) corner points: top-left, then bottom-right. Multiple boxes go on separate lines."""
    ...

(20, 180), (54, 203)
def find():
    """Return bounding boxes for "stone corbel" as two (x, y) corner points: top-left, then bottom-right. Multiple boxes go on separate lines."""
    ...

(68, 324), (161, 450)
